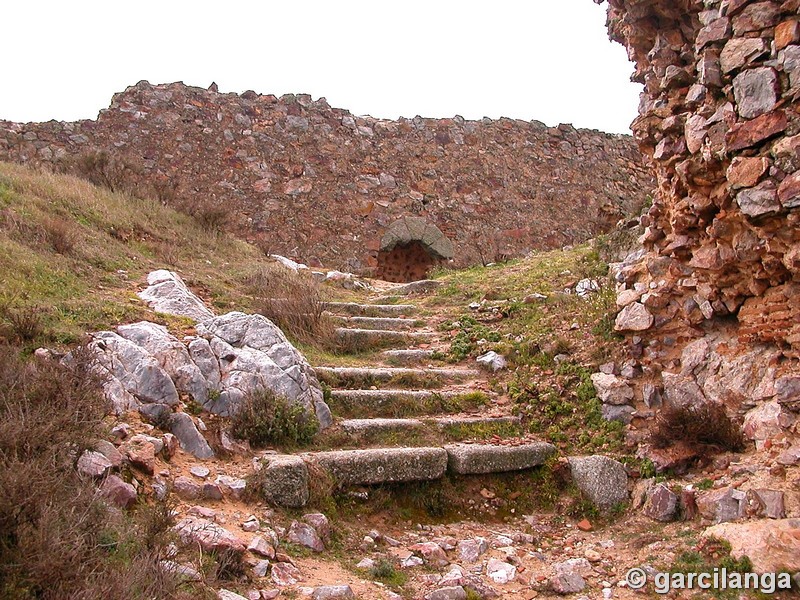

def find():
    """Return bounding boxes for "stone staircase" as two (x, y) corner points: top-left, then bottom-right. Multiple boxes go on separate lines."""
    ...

(258, 290), (557, 506)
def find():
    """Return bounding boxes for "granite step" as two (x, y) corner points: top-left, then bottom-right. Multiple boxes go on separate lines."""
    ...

(327, 389), (484, 418)
(338, 415), (521, 435)
(332, 315), (419, 331)
(335, 328), (434, 350)
(323, 302), (417, 317)
(315, 366), (480, 388)
(382, 349), (438, 366)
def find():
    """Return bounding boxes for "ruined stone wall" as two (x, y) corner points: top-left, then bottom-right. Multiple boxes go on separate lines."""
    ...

(0, 81), (651, 273)
(602, 0), (800, 360)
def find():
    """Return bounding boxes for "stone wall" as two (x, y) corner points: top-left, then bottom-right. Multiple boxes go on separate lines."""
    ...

(0, 81), (652, 273)
(602, 0), (800, 361)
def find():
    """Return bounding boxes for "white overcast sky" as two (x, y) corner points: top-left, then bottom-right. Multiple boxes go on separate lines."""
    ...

(0, 1), (641, 134)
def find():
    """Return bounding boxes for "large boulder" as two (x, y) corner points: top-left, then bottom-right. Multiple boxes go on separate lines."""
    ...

(196, 312), (331, 427)
(568, 455), (629, 511)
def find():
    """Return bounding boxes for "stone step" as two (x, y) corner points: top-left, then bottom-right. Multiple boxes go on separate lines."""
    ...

(339, 415), (519, 433)
(323, 302), (417, 317)
(335, 328), (434, 350)
(296, 441), (556, 490)
(332, 315), (418, 331)
(304, 447), (448, 486)
(315, 366), (479, 388)
(260, 442), (558, 506)
(445, 442), (557, 475)
(327, 389), (489, 418)
(382, 349), (438, 365)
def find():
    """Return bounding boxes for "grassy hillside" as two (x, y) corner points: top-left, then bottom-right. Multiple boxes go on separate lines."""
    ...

(0, 162), (276, 351)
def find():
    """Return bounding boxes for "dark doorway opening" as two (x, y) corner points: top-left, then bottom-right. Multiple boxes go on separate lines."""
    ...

(376, 241), (438, 283)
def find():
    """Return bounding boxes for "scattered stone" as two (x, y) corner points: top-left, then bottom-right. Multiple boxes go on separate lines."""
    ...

(302, 513), (331, 541)
(249, 536), (276, 559)
(218, 590), (249, 600)
(271, 562), (302, 586)
(190, 465), (210, 479)
(123, 434), (157, 474)
(169, 412), (214, 459)
(486, 558), (516, 584)
(312, 586), (355, 600)
(216, 475), (247, 499)
(643, 483), (679, 522)
(568, 456), (629, 511)
(77, 450), (113, 478)
(410, 541), (449, 568)
(476, 351), (507, 372)
(174, 476), (202, 500)
(100, 475), (137, 508)
(286, 521), (324, 552)
(457, 538), (489, 563)
(175, 517), (246, 555)
(425, 587), (467, 600)
(591, 373), (634, 405)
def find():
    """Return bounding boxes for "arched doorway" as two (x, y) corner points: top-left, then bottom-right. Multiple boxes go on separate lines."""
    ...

(376, 217), (454, 283)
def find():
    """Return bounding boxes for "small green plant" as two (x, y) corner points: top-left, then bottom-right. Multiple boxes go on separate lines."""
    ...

(368, 558), (407, 587)
(230, 389), (318, 448)
(448, 315), (501, 361)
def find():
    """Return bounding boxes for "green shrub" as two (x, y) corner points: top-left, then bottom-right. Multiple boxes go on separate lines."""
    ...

(230, 389), (318, 448)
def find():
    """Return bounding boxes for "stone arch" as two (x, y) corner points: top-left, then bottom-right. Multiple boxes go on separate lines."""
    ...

(376, 217), (454, 283)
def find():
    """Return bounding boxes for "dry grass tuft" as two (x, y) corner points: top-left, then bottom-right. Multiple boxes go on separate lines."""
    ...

(651, 402), (745, 452)
(245, 265), (336, 349)
(0, 345), (196, 599)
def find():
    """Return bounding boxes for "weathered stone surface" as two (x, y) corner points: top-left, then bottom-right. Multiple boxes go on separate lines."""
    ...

(169, 412), (214, 459)
(476, 351), (507, 372)
(117, 321), (208, 404)
(425, 587), (467, 600)
(259, 455), (310, 508)
(703, 519), (800, 573)
(614, 302), (653, 331)
(568, 455), (628, 511)
(726, 110), (788, 152)
(88, 331), (179, 407)
(312, 585), (356, 600)
(445, 442), (556, 475)
(217, 590), (249, 600)
(727, 156), (770, 189)
(486, 558), (516, 584)
(697, 487), (747, 523)
(410, 541), (449, 568)
(248, 535), (276, 559)
(720, 37), (768, 73)
(643, 483), (679, 522)
(196, 311), (330, 428)
(100, 475), (137, 509)
(175, 517), (245, 554)
(778, 172), (800, 209)
(123, 434), (157, 474)
(308, 447), (448, 486)
(287, 521), (324, 552)
(77, 450), (113, 478)
(733, 67), (778, 119)
(457, 538), (489, 564)
(271, 562), (302, 586)
(591, 373), (634, 405)
(736, 181), (780, 217)
(138, 270), (215, 322)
